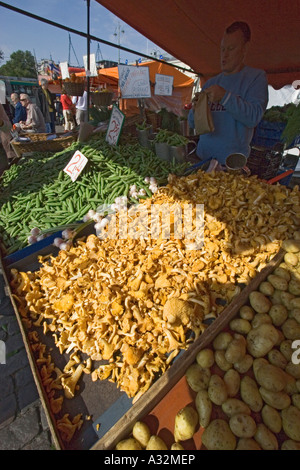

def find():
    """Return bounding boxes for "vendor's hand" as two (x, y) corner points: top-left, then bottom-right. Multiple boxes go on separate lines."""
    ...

(191, 92), (201, 109)
(204, 85), (226, 103)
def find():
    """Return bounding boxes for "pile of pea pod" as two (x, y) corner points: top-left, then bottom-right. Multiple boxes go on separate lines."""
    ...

(0, 134), (189, 255)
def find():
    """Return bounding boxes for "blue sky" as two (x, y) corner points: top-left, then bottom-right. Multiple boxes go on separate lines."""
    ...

(0, 0), (166, 67)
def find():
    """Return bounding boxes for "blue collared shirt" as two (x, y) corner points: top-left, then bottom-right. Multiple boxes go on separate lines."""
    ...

(13, 101), (27, 124)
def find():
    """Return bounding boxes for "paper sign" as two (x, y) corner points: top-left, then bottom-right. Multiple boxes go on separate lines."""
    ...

(106, 105), (125, 145)
(60, 61), (70, 80)
(83, 54), (98, 77)
(118, 65), (151, 99)
(154, 73), (174, 96)
(64, 150), (88, 182)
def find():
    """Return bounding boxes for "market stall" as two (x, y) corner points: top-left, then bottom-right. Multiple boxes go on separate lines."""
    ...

(1, 131), (300, 449)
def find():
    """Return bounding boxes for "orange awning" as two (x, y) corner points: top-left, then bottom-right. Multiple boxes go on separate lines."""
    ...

(95, 0), (300, 90)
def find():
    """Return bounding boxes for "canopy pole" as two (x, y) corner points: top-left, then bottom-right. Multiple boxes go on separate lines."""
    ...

(86, 0), (90, 121)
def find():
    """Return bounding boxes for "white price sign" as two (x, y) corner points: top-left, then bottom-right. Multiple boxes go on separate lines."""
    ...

(106, 105), (125, 145)
(154, 73), (174, 96)
(63, 150), (88, 182)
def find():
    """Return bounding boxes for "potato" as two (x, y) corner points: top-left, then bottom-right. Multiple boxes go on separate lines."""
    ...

(256, 364), (287, 392)
(270, 289), (284, 305)
(267, 274), (288, 291)
(289, 279), (300, 296)
(229, 413), (257, 439)
(261, 405), (282, 434)
(221, 398), (251, 418)
(284, 374), (298, 395)
(251, 313), (272, 329)
(171, 442), (185, 450)
(247, 323), (279, 358)
(236, 438), (261, 450)
(284, 252), (299, 266)
(281, 439), (300, 450)
(282, 318), (300, 340)
(116, 438), (142, 450)
(185, 364), (211, 391)
(239, 305), (255, 321)
(223, 369), (240, 397)
(146, 435), (168, 450)
(259, 387), (291, 410)
(253, 358), (269, 382)
(281, 406), (300, 441)
(292, 393), (300, 410)
(225, 335), (246, 363)
(208, 374), (228, 405)
(268, 304), (288, 326)
(132, 421), (151, 448)
(195, 390), (212, 428)
(259, 281), (274, 296)
(275, 328), (285, 346)
(214, 350), (232, 371)
(234, 354), (253, 374)
(290, 308), (300, 323)
(249, 291), (272, 313)
(174, 406), (198, 442)
(273, 266), (291, 281)
(254, 423), (278, 450)
(267, 349), (288, 369)
(201, 419), (236, 450)
(229, 318), (251, 335)
(282, 239), (300, 253)
(280, 291), (295, 310)
(280, 339), (293, 361)
(290, 297), (300, 309)
(196, 348), (214, 368)
(213, 331), (233, 350)
(285, 361), (300, 379)
(293, 231), (300, 240)
(240, 376), (263, 412)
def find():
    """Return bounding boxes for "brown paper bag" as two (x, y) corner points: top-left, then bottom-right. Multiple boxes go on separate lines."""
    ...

(193, 92), (214, 135)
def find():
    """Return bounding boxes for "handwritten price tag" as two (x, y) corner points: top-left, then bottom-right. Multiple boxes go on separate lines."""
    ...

(63, 150), (88, 182)
(106, 105), (125, 146)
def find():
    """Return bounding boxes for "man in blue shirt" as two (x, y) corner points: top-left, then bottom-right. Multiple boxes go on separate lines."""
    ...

(11, 93), (27, 124)
(188, 22), (268, 165)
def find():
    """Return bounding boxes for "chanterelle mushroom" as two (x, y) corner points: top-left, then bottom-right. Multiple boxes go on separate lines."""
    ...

(162, 298), (195, 326)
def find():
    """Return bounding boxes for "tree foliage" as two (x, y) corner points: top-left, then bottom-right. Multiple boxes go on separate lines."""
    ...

(0, 50), (37, 78)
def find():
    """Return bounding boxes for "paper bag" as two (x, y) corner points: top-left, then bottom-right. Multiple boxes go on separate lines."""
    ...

(193, 92), (214, 135)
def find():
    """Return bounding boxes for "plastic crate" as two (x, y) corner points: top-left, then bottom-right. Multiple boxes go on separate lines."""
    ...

(247, 145), (283, 180)
(251, 120), (286, 148)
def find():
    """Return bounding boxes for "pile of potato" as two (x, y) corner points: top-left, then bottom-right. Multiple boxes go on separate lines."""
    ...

(114, 236), (300, 450)
(185, 236), (300, 450)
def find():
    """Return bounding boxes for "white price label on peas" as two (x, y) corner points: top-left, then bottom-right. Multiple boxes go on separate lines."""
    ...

(64, 150), (88, 182)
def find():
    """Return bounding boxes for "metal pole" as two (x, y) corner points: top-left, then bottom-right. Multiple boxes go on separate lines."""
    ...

(87, 0), (90, 121)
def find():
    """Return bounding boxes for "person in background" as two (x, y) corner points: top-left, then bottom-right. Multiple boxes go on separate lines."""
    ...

(72, 88), (88, 124)
(19, 94), (46, 133)
(54, 96), (63, 125)
(0, 103), (15, 167)
(60, 87), (76, 131)
(35, 78), (56, 133)
(10, 92), (27, 124)
(188, 21), (268, 165)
